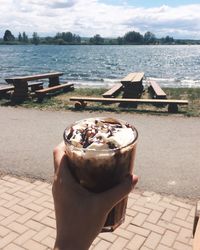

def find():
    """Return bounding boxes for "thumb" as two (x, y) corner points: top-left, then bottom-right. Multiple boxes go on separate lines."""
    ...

(99, 175), (138, 211)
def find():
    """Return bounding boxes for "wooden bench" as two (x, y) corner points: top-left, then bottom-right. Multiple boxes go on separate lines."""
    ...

(70, 96), (188, 113)
(193, 201), (200, 250)
(0, 82), (43, 97)
(148, 80), (167, 99)
(102, 83), (122, 98)
(0, 82), (43, 96)
(36, 82), (74, 101)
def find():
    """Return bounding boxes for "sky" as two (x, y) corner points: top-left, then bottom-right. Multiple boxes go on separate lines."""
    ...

(0, 0), (200, 39)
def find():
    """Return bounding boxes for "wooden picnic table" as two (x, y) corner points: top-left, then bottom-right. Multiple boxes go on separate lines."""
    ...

(120, 72), (144, 107)
(5, 72), (63, 103)
(121, 72), (144, 99)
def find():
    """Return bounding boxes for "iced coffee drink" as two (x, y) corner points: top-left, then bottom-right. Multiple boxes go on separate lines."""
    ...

(63, 117), (138, 231)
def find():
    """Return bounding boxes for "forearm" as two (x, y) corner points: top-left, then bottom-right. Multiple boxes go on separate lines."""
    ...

(53, 208), (93, 250)
(54, 237), (89, 250)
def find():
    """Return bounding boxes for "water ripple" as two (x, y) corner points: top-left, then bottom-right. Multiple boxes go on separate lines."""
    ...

(0, 45), (200, 88)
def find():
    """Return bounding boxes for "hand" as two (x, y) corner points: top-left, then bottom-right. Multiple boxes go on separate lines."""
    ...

(53, 142), (138, 250)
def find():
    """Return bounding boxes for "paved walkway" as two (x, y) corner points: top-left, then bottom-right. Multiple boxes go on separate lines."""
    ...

(0, 175), (195, 250)
(1, 107), (200, 198)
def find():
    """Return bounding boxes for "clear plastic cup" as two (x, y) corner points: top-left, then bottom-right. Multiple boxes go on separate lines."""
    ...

(63, 117), (138, 232)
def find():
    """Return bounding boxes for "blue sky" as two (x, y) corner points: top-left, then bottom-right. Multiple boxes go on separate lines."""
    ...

(0, 0), (200, 39)
(102, 0), (200, 7)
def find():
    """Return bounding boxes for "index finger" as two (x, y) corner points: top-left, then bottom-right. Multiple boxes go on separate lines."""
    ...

(53, 141), (66, 174)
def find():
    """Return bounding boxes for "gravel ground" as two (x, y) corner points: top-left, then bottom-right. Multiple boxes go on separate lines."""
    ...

(0, 106), (200, 199)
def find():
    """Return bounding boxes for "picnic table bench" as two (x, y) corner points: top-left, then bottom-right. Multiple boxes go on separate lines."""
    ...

(102, 83), (123, 98)
(69, 96), (188, 113)
(36, 82), (74, 102)
(5, 72), (66, 103)
(0, 82), (43, 97)
(0, 85), (14, 94)
(148, 80), (167, 99)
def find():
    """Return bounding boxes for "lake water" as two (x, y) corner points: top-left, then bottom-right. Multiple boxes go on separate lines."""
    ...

(0, 45), (200, 88)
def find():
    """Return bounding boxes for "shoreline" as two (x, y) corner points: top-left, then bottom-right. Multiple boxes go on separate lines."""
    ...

(1, 78), (200, 89)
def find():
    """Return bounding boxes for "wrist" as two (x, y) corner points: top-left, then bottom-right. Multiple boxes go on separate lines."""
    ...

(54, 237), (89, 250)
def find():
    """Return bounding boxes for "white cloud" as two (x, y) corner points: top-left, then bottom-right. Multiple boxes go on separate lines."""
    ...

(0, 0), (200, 39)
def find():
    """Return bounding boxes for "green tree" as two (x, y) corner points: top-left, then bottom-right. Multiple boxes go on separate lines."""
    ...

(73, 34), (81, 44)
(55, 32), (62, 39)
(55, 32), (72, 42)
(18, 32), (22, 42)
(22, 32), (29, 43)
(144, 31), (156, 44)
(3, 30), (15, 41)
(89, 34), (104, 45)
(55, 32), (80, 44)
(165, 36), (174, 43)
(41, 36), (55, 44)
(117, 36), (124, 45)
(63, 32), (73, 42)
(32, 32), (40, 45)
(160, 35), (174, 44)
(55, 38), (66, 45)
(107, 38), (118, 45)
(124, 31), (143, 44)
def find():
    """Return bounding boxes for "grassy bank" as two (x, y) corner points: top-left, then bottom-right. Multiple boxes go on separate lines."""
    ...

(0, 87), (200, 117)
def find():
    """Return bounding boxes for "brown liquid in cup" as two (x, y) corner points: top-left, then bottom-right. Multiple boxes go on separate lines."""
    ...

(64, 117), (138, 232)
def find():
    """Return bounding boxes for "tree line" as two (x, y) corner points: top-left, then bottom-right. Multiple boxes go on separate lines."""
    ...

(0, 29), (199, 45)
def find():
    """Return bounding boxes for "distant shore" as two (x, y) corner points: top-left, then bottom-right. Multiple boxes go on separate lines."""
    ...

(1, 29), (200, 46)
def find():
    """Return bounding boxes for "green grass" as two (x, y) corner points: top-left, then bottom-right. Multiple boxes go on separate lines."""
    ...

(164, 87), (200, 117)
(0, 87), (200, 117)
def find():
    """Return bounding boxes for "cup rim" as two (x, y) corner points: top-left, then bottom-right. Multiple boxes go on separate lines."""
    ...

(63, 117), (138, 153)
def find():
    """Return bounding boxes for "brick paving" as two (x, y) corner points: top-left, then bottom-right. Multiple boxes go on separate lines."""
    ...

(0, 175), (196, 250)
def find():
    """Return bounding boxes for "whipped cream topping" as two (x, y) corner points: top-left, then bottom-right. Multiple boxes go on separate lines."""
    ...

(64, 118), (136, 150)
